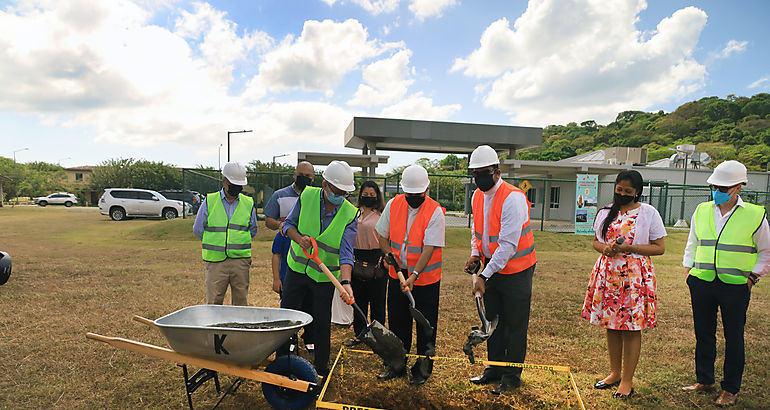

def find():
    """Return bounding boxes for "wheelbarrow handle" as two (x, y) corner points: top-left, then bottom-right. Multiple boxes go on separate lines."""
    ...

(133, 315), (157, 328)
(302, 237), (355, 306)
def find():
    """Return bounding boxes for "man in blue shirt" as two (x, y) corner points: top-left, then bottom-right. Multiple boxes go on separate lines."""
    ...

(265, 161), (316, 352)
(193, 162), (258, 305)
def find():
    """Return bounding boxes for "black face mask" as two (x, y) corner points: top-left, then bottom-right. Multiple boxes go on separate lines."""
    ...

(359, 196), (378, 208)
(613, 192), (635, 206)
(474, 172), (496, 191)
(227, 184), (243, 197)
(405, 195), (425, 208)
(295, 175), (312, 191)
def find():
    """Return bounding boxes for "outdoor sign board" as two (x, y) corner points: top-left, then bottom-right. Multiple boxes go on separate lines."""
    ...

(575, 174), (598, 235)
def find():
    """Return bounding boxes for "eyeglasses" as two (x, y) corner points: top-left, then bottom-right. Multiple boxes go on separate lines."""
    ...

(470, 167), (499, 177)
(709, 185), (735, 193)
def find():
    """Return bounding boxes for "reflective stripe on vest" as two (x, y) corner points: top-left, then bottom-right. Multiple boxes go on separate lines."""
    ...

(388, 194), (444, 286)
(690, 200), (765, 285)
(286, 187), (358, 283)
(201, 192), (254, 262)
(472, 181), (536, 274)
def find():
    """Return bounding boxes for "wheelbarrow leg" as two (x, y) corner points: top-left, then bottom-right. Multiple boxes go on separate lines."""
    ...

(180, 364), (222, 410)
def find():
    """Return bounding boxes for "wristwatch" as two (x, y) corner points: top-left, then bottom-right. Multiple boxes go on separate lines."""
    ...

(748, 273), (759, 285)
(411, 270), (421, 279)
(340, 279), (351, 285)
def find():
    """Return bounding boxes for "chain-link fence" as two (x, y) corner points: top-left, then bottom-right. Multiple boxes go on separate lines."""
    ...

(181, 169), (770, 231)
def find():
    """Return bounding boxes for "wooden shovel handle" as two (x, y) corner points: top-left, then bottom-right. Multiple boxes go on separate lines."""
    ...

(303, 237), (354, 305)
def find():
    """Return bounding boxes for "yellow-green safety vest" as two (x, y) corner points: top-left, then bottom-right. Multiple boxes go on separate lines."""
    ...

(201, 192), (254, 262)
(691, 200), (766, 284)
(286, 187), (358, 283)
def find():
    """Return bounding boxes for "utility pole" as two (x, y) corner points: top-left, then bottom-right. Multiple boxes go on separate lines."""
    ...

(227, 130), (252, 161)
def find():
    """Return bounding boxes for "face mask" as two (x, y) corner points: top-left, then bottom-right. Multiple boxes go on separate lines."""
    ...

(613, 192), (635, 206)
(295, 175), (312, 191)
(406, 195), (425, 208)
(359, 196), (378, 208)
(712, 190), (732, 205)
(227, 184), (243, 197)
(325, 188), (345, 205)
(474, 171), (496, 192)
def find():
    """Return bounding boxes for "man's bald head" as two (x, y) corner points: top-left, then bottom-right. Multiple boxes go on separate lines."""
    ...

(295, 161), (314, 178)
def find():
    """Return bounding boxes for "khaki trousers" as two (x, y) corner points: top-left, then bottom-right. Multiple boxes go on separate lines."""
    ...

(205, 257), (252, 305)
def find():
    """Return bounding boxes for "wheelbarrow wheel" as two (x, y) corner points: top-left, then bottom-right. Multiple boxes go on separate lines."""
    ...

(262, 355), (318, 410)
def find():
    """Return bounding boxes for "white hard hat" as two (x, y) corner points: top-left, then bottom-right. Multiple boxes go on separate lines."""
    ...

(323, 160), (355, 192)
(400, 164), (430, 194)
(706, 160), (748, 187)
(468, 145), (500, 169)
(222, 162), (248, 185)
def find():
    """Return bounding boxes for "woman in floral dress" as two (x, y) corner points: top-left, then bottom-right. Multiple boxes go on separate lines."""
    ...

(581, 170), (666, 400)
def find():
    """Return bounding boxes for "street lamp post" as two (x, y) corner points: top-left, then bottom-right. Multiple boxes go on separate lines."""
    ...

(670, 145), (696, 228)
(227, 130), (253, 162)
(272, 153), (289, 187)
(218, 144), (223, 170)
(12, 147), (29, 163)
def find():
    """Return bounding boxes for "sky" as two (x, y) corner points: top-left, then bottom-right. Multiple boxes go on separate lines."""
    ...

(1, 0), (769, 172)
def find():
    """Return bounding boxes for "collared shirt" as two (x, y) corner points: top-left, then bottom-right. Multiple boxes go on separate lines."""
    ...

(682, 196), (770, 277)
(193, 189), (259, 240)
(264, 183), (300, 221)
(282, 194), (358, 267)
(375, 198), (445, 269)
(469, 178), (529, 279)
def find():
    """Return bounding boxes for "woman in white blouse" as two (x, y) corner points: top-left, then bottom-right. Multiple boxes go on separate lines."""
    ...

(581, 170), (666, 400)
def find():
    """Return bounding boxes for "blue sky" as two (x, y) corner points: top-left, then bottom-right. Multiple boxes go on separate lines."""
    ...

(1, 0), (768, 172)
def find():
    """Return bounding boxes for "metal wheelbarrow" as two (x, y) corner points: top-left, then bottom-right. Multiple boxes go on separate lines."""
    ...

(87, 305), (320, 410)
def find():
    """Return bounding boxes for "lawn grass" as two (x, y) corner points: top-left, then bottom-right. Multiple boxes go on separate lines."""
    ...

(0, 206), (768, 409)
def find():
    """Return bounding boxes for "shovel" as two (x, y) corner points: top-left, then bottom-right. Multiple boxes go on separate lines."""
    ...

(461, 260), (499, 363)
(387, 253), (434, 336)
(302, 238), (406, 373)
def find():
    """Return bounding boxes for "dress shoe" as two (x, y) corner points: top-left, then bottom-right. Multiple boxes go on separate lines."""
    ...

(715, 390), (738, 407)
(410, 375), (427, 386)
(470, 372), (501, 385)
(343, 338), (361, 347)
(377, 368), (406, 381)
(491, 380), (520, 395)
(612, 388), (634, 400)
(681, 383), (718, 393)
(594, 379), (620, 389)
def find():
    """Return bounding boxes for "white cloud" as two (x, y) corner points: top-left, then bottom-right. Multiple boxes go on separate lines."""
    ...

(250, 19), (395, 94)
(748, 76), (769, 89)
(348, 49), (414, 106)
(408, 0), (458, 20)
(714, 39), (748, 59)
(379, 92), (461, 119)
(353, 0), (400, 14)
(452, 0), (708, 125)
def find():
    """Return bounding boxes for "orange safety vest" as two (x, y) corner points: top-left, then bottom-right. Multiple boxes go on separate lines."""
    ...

(387, 194), (445, 286)
(472, 181), (536, 274)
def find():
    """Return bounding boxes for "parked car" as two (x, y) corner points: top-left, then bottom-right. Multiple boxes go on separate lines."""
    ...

(34, 192), (78, 207)
(98, 188), (192, 221)
(158, 190), (204, 215)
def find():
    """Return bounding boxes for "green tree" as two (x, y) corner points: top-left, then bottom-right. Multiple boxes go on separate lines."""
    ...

(90, 158), (181, 192)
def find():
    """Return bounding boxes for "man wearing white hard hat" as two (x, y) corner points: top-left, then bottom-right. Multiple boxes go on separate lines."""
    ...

(465, 145), (536, 395)
(681, 160), (768, 406)
(280, 160), (359, 378)
(193, 162), (258, 305)
(375, 164), (446, 385)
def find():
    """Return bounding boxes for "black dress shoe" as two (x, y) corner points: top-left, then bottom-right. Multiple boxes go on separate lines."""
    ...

(612, 388), (635, 400)
(470, 372), (501, 385)
(343, 338), (361, 347)
(594, 379), (620, 389)
(377, 368), (406, 381)
(411, 375), (427, 386)
(491, 380), (520, 395)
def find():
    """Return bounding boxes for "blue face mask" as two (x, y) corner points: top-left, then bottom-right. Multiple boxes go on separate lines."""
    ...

(325, 188), (345, 205)
(712, 190), (732, 205)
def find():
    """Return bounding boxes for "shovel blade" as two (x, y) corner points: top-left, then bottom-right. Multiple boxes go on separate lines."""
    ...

(358, 320), (406, 374)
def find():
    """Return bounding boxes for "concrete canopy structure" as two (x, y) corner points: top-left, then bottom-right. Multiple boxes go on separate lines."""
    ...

(297, 152), (389, 170)
(344, 117), (542, 174)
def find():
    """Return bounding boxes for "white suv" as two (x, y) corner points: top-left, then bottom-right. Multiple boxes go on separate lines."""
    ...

(35, 192), (78, 207)
(99, 188), (191, 221)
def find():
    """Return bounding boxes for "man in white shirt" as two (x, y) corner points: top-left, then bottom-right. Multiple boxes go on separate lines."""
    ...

(465, 145), (537, 395)
(681, 160), (768, 406)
